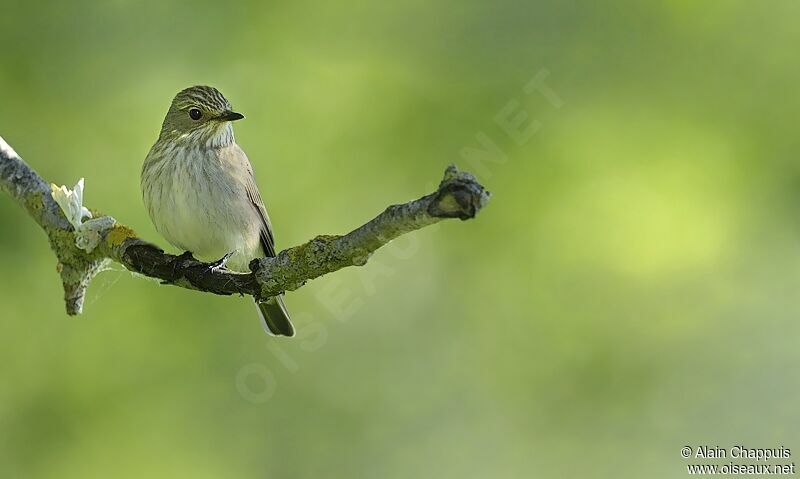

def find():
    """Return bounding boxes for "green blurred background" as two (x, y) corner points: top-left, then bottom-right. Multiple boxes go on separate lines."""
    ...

(2, 1), (800, 477)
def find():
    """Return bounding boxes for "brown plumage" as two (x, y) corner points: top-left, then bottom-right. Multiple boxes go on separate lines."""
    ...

(141, 85), (294, 337)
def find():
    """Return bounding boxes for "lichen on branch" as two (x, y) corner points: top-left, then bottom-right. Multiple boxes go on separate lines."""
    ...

(0, 135), (491, 315)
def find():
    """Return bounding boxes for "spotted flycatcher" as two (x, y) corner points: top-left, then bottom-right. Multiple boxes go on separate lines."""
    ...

(141, 85), (294, 336)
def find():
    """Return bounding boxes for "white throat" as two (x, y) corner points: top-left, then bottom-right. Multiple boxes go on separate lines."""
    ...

(170, 122), (235, 149)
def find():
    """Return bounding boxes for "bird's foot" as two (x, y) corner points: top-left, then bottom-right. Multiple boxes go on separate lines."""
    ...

(176, 251), (196, 262)
(207, 251), (235, 274)
(162, 251), (197, 284)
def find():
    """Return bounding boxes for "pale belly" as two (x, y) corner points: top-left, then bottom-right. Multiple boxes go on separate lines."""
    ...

(142, 146), (263, 272)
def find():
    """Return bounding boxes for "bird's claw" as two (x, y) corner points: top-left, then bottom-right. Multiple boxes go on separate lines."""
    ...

(161, 251), (197, 284)
(160, 251), (232, 284)
(207, 251), (235, 274)
(176, 251), (196, 262)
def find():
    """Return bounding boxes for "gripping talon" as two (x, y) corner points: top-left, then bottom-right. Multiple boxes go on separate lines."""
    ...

(208, 251), (235, 274)
(177, 251), (196, 261)
(161, 251), (196, 284)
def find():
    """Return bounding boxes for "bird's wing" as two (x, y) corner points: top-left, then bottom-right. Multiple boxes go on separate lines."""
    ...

(240, 150), (277, 258)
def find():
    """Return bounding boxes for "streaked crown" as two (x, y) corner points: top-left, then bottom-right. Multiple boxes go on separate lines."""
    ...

(158, 85), (244, 147)
(172, 85), (232, 112)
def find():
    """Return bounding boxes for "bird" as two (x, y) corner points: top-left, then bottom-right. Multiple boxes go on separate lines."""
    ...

(141, 85), (294, 337)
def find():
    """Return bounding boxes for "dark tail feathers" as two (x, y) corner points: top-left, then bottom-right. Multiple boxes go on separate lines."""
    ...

(256, 296), (295, 337)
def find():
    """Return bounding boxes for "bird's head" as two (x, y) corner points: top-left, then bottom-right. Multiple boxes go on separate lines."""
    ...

(159, 85), (244, 147)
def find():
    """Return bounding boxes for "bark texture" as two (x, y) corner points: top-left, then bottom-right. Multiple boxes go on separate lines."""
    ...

(0, 135), (490, 314)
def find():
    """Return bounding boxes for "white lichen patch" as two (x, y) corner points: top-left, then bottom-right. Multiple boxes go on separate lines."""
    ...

(51, 179), (116, 252)
(75, 216), (116, 252)
(0, 136), (20, 159)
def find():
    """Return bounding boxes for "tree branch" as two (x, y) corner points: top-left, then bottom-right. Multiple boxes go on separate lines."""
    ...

(0, 135), (491, 315)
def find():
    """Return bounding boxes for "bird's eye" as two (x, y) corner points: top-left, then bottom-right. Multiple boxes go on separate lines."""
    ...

(189, 108), (202, 120)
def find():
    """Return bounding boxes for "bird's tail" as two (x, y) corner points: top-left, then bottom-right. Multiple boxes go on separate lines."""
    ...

(256, 296), (295, 337)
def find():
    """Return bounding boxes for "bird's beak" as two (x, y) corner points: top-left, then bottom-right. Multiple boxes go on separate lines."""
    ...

(217, 111), (245, 122)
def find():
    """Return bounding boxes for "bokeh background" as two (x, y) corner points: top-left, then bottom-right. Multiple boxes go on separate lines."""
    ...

(2, 1), (800, 477)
